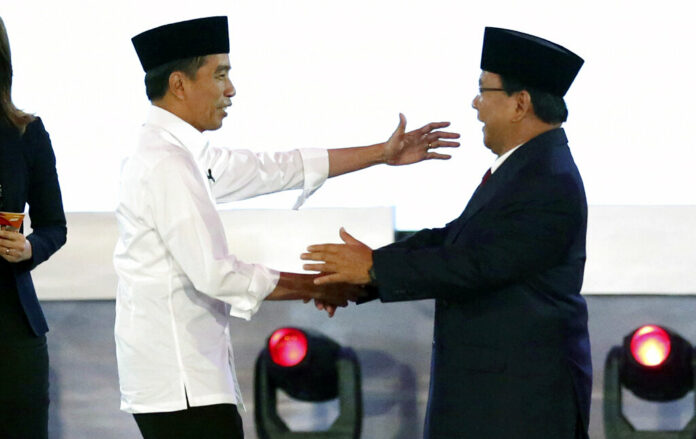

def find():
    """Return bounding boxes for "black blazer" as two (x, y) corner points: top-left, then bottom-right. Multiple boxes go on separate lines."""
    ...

(0, 118), (67, 336)
(372, 128), (591, 439)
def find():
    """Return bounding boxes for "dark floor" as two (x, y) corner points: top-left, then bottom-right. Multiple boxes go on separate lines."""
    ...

(41, 295), (696, 438)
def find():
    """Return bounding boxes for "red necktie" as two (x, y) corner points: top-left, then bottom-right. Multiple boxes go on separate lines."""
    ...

(480, 168), (492, 186)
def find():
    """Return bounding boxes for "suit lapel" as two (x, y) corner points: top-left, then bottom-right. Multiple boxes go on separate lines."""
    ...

(445, 128), (568, 244)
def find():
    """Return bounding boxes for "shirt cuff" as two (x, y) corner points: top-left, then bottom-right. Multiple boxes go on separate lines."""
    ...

(292, 148), (329, 210)
(227, 266), (280, 320)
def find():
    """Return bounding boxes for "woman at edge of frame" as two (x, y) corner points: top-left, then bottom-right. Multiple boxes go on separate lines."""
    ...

(0, 16), (67, 439)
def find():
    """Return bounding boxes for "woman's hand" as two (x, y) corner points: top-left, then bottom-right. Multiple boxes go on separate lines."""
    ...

(0, 228), (32, 263)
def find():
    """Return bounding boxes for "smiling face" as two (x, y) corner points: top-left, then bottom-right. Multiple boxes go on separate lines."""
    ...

(471, 71), (518, 155)
(181, 53), (235, 132)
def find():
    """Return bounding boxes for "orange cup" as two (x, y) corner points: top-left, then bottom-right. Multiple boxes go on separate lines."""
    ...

(0, 212), (25, 231)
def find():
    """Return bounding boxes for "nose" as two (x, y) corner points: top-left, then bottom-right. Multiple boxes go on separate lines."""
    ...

(471, 94), (480, 110)
(226, 80), (236, 98)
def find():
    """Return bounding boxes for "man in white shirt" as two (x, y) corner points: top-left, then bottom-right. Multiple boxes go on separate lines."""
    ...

(116, 16), (460, 439)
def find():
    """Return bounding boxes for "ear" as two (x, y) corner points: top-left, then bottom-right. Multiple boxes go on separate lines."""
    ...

(168, 71), (187, 100)
(512, 90), (532, 122)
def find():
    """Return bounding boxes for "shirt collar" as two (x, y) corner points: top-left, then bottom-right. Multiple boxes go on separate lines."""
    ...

(146, 106), (209, 160)
(490, 143), (523, 174)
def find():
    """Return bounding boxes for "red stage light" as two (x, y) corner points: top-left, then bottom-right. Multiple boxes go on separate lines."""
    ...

(268, 328), (308, 367)
(630, 325), (671, 367)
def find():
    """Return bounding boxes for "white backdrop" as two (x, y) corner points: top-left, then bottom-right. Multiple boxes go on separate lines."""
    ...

(3, 0), (695, 231)
(30, 206), (696, 299)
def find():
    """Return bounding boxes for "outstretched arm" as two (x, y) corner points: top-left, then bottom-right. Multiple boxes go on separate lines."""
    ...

(327, 114), (460, 177)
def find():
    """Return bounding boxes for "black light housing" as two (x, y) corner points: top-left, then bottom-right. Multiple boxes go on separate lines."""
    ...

(620, 325), (693, 402)
(264, 327), (340, 402)
(254, 327), (362, 439)
(604, 324), (696, 438)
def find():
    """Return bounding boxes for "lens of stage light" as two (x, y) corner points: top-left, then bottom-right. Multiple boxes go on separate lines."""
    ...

(268, 328), (308, 367)
(630, 325), (671, 367)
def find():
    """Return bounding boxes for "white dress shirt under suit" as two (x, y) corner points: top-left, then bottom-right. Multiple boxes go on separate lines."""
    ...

(114, 106), (329, 413)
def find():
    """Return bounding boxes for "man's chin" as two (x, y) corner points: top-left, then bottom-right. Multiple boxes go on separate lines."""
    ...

(206, 120), (225, 132)
(482, 137), (496, 153)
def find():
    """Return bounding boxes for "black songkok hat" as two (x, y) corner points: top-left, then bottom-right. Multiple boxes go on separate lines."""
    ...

(132, 16), (229, 72)
(480, 27), (583, 97)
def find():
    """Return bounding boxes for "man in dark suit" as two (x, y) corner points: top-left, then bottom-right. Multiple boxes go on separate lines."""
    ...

(302, 27), (590, 439)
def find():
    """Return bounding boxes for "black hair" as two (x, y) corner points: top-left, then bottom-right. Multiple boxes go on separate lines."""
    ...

(0, 17), (34, 133)
(144, 56), (208, 101)
(500, 75), (568, 124)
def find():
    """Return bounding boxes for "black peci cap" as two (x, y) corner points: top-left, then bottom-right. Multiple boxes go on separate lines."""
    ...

(132, 16), (229, 72)
(481, 27), (583, 97)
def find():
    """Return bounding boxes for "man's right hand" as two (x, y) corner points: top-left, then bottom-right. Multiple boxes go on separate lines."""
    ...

(267, 271), (366, 317)
(304, 282), (367, 317)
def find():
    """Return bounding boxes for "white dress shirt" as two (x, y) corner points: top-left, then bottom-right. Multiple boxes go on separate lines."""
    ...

(113, 106), (329, 413)
(490, 143), (523, 174)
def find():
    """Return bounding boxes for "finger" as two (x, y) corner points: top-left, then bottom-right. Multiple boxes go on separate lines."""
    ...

(300, 252), (333, 262)
(425, 152), (452, 160)
(303, 262), (333, 272)
(430, 130), (460, 139)
(313, 273), (349, 285)
(389, 113), (407, 140)
(7, 241), (24, 251)
(432, 140), (460, 148)
(324, 298), (349, 307)
(339, 227), (361, 246)
(417, 121), (451, 134)
(396, 113), (406, 134)
(306, 243), (342, 253)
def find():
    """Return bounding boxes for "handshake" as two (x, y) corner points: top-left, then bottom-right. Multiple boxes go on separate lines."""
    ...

(273, 228), (374, 317)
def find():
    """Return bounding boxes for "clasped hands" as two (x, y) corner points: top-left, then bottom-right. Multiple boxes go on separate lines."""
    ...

(298, 115), (458, 316)
(301, 228), (374, 317)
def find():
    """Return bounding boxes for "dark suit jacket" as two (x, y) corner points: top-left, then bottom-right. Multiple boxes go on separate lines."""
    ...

(0, 118), (67, 336)
(371, 128), (591, 439)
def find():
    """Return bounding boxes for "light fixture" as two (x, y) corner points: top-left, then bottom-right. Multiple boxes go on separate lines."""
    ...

(604, 324), (696, 438)
(254, 327), (362, 439)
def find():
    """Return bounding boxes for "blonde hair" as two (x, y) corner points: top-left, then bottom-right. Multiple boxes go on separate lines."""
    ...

(0, 16), (34, 134)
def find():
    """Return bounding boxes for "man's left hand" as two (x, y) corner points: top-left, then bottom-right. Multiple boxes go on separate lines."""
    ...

(302, 227), (373, 285)
(384, 113), (460, 166)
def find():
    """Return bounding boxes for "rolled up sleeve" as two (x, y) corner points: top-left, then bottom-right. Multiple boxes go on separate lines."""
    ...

(293, 148), (329, 209)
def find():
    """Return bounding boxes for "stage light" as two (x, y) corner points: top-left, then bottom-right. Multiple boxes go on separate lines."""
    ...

(630, 325), (671, 368)
(254, 327), (362, 439)
(604, 324), (696, 438)
(268, 327), (308, 367)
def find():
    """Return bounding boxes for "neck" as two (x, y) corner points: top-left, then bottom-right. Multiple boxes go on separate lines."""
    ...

(152, 97), (199, 131)
(496, 121), (561, 156)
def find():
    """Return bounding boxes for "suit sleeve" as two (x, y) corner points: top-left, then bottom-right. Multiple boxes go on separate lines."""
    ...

(372, 174), (583, 302)
(17, 119), (67, 273)
(383, 225), (450, 250)
(357, 225), (450, 303)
